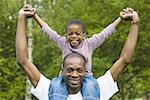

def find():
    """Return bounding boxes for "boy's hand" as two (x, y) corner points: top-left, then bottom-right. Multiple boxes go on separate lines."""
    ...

(19, 4), (36, 18)
(120, 7), (139, 23)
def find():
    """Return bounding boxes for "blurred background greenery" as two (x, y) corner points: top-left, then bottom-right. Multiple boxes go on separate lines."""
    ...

(0, 0), (149, 99)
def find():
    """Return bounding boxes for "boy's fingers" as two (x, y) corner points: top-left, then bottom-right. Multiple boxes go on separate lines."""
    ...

(127, 8), (134, 12)
(123, 9), (127, 12)
(129, 8), (134, 13)
(24, 4), (32, 8)
(126, 7), (134, 13)
(32, 8), (36, 12)
(120, 11), (124, 15)
(120, 11), (126, 15)
(32, 8), (36, 15)
(23, 4), (33, 10)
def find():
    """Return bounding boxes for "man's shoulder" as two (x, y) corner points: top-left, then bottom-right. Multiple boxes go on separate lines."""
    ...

(96, 70), (112, 81)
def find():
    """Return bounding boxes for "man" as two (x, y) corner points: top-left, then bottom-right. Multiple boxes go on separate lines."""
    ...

(16, 5), (139, 100)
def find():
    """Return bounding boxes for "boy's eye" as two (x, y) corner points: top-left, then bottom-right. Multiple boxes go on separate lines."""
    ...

(76, 32), (81, 35)
(68, 32), (73, 35)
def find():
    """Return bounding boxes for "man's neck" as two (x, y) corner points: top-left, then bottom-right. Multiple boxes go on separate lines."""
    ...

(68, 87), (80, 94)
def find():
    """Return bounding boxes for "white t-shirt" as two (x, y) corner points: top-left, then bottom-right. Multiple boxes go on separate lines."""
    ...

(31, 70), (119, 100)
(67, 91), (82, 100)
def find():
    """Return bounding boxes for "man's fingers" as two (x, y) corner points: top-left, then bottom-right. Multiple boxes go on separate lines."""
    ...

(122, 7), (134, 14)
(23, 7), (36, 13)
(120, 11), (133, 20)
(23, 4), (33, 11)
(24, 4), (32, 8)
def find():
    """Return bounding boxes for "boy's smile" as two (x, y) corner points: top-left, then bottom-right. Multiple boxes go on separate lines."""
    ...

(66, 24), (85, 48)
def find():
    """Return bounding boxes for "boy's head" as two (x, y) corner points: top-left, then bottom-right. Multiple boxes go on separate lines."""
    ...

(66, 19), (86, 48)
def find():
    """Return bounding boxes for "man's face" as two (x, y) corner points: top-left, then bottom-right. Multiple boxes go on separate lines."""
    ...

(66, 24), (85, 48)
(62, 56), (85, 94)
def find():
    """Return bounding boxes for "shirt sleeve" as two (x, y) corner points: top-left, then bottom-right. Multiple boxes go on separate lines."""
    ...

(88, 24), (116, 50)
(41, 22), (66, 48)
(97, 70), (119, 100)
(31, 74), (51, 100)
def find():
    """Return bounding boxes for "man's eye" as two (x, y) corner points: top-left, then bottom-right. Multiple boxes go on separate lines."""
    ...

(77, 68), (84, 73)
(66, 68), (73, 73)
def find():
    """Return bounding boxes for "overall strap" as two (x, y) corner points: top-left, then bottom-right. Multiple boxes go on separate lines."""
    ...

(82, 75), (100, 100)
(48, 76), (68, 100)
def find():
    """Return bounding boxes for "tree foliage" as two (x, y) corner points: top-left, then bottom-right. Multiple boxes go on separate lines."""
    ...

(0, 0), (149, 99)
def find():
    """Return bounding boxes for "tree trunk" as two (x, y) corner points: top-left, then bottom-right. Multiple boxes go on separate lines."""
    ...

(25, 0), (33, 99)
(25, 16), (33, 100)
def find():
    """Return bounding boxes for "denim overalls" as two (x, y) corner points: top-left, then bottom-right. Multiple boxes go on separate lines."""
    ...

(48, 75), (100, 100)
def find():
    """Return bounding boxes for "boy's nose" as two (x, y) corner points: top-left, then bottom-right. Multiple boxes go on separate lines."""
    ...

(72, 32), (78, 37)
(72, 33), (76, 37)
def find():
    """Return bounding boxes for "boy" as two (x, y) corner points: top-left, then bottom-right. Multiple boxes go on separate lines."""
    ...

(24, 4), (133, 75)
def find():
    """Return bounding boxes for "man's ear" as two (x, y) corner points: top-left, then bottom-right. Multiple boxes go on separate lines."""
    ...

(61, 67), (64, 75)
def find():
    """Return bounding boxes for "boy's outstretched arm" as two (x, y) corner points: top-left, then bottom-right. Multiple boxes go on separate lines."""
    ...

(110, 17), (122, 28)
(16, 6), (40, 87)
(33, 13), (45, 28)
(31, 6), (65, 48)
(110, 10), (139, 81)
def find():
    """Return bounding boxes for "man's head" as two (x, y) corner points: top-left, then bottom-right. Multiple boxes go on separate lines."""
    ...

(66, 19), (86, 48)
(62, 53), (86, 94)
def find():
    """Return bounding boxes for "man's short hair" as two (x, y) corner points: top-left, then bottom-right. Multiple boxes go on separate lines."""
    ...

(63, 52), (86, 68)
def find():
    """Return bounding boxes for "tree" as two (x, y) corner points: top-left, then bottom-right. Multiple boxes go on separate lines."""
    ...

(0, 0), (149, 99)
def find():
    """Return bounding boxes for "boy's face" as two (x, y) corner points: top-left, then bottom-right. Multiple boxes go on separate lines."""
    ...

(62, 56), (85, 94)
(66, 24), (85, 48)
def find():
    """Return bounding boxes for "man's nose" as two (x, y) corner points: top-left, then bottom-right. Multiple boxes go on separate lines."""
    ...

(71, 70), (78, 77)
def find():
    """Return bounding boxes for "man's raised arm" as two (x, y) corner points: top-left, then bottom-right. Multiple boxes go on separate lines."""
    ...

(16, 5), (40, 87)
(110, 9), (139, 81)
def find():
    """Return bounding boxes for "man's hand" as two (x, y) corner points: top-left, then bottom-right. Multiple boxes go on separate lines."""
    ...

(130, 10), (139, 24)
(120, 7), (139, 24)
(19, 4), (36, 18)
(16, 4), (41, 87)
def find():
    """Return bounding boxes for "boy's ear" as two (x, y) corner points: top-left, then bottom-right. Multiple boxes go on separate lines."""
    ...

(65, 33), (67, 37)
(83, 32), (86, 39)
(65, 33), (68, 39)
